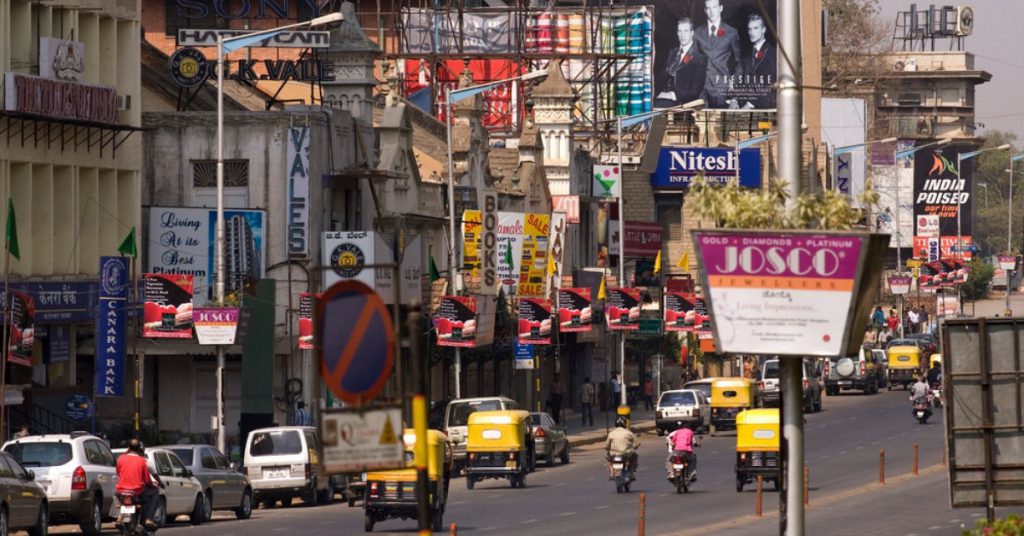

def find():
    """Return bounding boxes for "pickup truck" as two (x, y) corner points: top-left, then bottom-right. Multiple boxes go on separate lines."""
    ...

(824, 347), (883, 395)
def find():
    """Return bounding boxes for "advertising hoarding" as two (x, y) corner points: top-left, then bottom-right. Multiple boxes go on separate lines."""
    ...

(142, 274), (194, 339)
(557, 288), (592, 333)
(517, 298), (553, 345)
(606, 288), (641, 331)
(914, 143), (974, 250)
(651, 147), (761, 188)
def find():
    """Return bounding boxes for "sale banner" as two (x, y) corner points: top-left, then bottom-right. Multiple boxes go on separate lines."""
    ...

(517, 298), (552, 345)
(518, 213), (550, 297)
(142, 274), (194, 339)
(462, 209), (482, 276)
(434, 296), (478, 348)
(8, 291), (34, 366)
(606, 288), (641, 331)
(298, 293), (315, 350)
(557, 287), (592, 333)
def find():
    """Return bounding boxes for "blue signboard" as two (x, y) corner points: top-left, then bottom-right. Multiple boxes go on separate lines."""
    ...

(95, 257), (127, 397)
(1, 282), (98, 323)
(514, 337), (535, 369)
(65, 394), (94, 422)
(47, 324), (71, 364)
(650, 147), (762, 189)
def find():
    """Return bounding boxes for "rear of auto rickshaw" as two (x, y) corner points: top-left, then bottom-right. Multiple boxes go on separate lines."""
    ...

(464, 410), (535, 489)
(709, 377), (759, 436)
(735, 408), (781, 492)
(364, 429), (452, 533)
(929, 352), (942, 369)
(887, 344), (921, 390)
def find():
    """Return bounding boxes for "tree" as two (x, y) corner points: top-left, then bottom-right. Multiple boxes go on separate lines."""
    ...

(960, 260), (994, 301)
(972, 131), (1021, 256)
(821, 0), (892, 94)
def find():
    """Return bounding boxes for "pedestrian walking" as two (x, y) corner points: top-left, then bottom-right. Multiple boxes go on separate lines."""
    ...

(549, 373), (565, 423)
(642, 375), (654, 410)
(918, 305), (929, 334)
(579, 377), (595, 427)
(291, 401), (314, 426)
(610, 372), (622, 408)
(907, 308), (920, 334)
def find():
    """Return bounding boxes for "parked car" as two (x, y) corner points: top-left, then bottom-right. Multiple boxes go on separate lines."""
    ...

(681, 378), (715, 404)
(3, 432), (117, 535)
(112, 447), (206, 526)
(824, 347), (884, 395)
(159, 444), (252, 520)
(0, 451), (48, 535)
(759, 359), (822, 412)
(655, 389), (710, 435)
(528, 412), (569, 466)
(443, 397), (519, 473)
(242, 426), (336, 508)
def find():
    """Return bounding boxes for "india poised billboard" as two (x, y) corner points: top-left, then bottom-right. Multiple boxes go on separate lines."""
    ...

(647, 0), (778, 110)
(914, 143), (974, 257)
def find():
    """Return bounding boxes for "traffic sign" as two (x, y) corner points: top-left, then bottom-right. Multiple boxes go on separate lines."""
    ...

(65, 394), (93, 422)
(316, 280), (395, 404)
(321, 406), (404, 473)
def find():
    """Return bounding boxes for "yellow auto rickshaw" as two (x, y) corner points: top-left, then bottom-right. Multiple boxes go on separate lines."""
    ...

(735, 408), (781, 492)
(887, 343), (922, 390)
(363, 429), (452, 533)
(464, 410), (535, 489)
(709, 377), (759, 436)
(929, 353), (942, 369)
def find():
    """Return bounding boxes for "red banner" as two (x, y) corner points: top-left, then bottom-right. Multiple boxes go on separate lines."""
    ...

(606, 288), (641, 330)
(8, 292), (34, 366)
(143, 274), (194, 339)
(624, 222), (663, 257)
(434, 296), (478, 347)
(517, 298), (552, 345)
(557, 287), (592, 333)
(298, 293), (315, 350)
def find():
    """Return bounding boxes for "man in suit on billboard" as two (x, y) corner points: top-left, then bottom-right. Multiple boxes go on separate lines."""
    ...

(654, 17), (708, 108)
(735, 12), (777, 109)
(694, 0), (741, 108)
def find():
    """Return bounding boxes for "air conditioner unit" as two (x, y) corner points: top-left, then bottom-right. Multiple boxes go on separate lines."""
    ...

(955, 6), (974, 36)
(117, 95), (131, 111)
(893, 61), (905, 71)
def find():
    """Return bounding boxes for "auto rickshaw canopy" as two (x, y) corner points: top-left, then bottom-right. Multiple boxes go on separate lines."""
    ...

(365, 428), (450, 482)
(736, 409), (780, 453)
(887, 345), (921, 370)
(466, 410), (531, 453)
(711, 377), (758, 408)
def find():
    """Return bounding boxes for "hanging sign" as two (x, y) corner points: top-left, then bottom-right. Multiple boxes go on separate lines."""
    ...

(557, 287), (592, 333)
(193, 307), (240, 345)
(517, 298), (552, 345)
(434, 296), (478, 348)
(606, 288), (641, 331)
(142, 274), (194, 339)
(298, 293), (315, 350)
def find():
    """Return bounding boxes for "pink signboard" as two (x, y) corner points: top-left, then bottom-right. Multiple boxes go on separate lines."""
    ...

(693, 230), (882, 356)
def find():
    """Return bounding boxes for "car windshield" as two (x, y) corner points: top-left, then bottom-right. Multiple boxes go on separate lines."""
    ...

(888, 339), (918, 348)
(4, 442), (73, 467)
(682, 382), (711, 399)
(659, 392), (696, 406)
(529, 413), (545, 427)
(763, 361), (779, 379)
(249, 431), (303, 456)
(168, 449), (194, 465)
(447, 400), (504, 427)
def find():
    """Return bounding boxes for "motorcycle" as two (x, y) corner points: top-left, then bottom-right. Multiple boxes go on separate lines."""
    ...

(116, 491), (156, 536)
(911, 394), (933, 424)
(608, 454), (634, 493)
(667, 453), (695, 493)
(930, 383), (942, 408)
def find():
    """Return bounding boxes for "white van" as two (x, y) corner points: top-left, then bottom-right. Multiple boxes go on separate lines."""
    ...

(443, 397), (519, 471)
(242, 426), (334, 508)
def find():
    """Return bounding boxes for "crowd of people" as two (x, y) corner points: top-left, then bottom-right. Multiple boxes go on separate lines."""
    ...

(866, 304), (931, 346)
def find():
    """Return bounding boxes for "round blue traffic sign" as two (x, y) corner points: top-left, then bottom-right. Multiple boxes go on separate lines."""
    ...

(316, 281), (394, 404)
(65, 394), (93, 423)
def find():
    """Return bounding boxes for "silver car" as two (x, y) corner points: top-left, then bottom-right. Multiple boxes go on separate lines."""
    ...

(528, 412), (569, 466)
(160, 445), (253, 520)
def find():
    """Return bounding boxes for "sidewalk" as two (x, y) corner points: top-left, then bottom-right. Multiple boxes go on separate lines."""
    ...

(559, 406), (657, 448)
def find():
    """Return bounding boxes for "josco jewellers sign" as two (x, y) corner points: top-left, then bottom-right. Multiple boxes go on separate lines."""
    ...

(691, 229), (887, 357)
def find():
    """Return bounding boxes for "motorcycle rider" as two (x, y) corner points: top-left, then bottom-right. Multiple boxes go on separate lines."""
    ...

(116, 439), (162, 530)
(910, 375), (931, 403)
(605, 417), (639, 478)
(666, 426), (698, 482)
(926, 361), (942, 387)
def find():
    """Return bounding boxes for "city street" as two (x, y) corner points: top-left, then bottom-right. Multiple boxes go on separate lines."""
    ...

(116, 386), (1020, 536)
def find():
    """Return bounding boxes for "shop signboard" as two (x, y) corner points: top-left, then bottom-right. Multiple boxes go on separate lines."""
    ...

(142, 274), (194, 339)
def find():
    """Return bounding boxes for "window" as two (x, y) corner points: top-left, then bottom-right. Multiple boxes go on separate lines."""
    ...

(659, 392), (696, 406)
(0, 455), (14, 478)
(201, 449), (218, 470)
(155, 453), (173, 477)
(249, 431), (303, 456)
(84, 441), (114, 466)
(762, 361), (779, 379)
(192, 159), (249, 187)
(212, 450), (231, 471)
(169, 448), (194, 466)
(168, 453), (189, 478)
(4, 455), (28, 480)
(4, 442), (73, 467)
(446, 400), (508, 427)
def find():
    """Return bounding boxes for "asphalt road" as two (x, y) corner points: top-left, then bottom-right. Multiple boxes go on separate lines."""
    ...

(108, 386), (1021, 536)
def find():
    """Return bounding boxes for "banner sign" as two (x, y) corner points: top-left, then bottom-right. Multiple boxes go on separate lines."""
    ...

(47, 324), (71, 364)
(321, 407), (404, 474)
(298, 293), (315, 350)
(3, 281), (96, 322)
(917, 214), (940, 238)
(4, 72), (118, 124)
(665, 288), (703, 332)
(321, 231), (422, 304)
(193, 307), (240, 345)
(888, 276), (912, 296)
(552, 195), (580, 224)
(557, 287), (592, 333)
(624, 221), (663, 257)
(287, 126), (310, 258)
(96, 256), (127, 396)
(606, 288), (641, 331)
(651, 147), (762, 188)
(517, 298), (553, 345)
(651, 0), (778, 110)
(480, 190), (499, 295)
(514, 337), (535, 369)
(497, 212), (526, 294)
(8, 292), (34, 366)
(142, 274), (194, 339)
(914, 143), (973, 242)
(434, 296), (478, 347)
(177, 29), (331, 48)
(693, 230), (885, 356)
(546, 212), (567, 299)
(518, 213), (550, 297)
(462, 209), (482, 275)
(593, 165), (621, 198)
(148, 207), (266, 306)
(913, 235), (972, 261)
(999, 255), (1017, 271)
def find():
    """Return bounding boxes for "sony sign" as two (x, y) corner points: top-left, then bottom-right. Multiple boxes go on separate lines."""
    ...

(651, 147), (762, 189)
(174, 0), (326, 20)
(835, 153), (852, 195)
(480, 189), (498, 295)
(177, 29), (330, 48)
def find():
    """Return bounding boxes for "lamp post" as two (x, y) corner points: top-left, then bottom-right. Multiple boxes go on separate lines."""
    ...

(215, 11), (343, 453)
(444, 69), (549, 399)
(955, 144), (1011, 315)
(613, 99), (703, 406)
(1005, 154), (1024, 313)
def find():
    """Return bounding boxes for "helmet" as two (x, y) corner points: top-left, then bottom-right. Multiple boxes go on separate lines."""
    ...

(615, 417), (628, 428)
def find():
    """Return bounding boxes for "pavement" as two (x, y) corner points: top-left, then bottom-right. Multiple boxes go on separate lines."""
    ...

(559, 406), (657, 448)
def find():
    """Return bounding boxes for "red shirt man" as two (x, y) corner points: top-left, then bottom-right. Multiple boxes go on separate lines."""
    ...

(116, 451), (154, 494)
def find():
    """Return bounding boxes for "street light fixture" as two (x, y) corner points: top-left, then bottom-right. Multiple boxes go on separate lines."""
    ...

(215, 10), (344, 453)
(443, 68), (549, 399)
(612, 99), (704, 406)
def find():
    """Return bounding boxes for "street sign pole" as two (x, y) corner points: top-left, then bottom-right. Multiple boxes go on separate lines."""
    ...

(409, 309), (431, 535)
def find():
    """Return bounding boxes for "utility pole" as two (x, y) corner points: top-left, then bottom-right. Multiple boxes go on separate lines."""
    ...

(778, 0), (804, 534)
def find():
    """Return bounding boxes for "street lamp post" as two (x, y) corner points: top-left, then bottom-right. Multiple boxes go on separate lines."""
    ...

(1005, 153), (1024, 313)
(955, 144), (1011, 315)
(613, 99), (703, 407)
(215, 11), (343, 453)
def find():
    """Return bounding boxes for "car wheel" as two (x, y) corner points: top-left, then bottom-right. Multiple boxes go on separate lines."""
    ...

(203, 490), (213, 521)
(281, 497), (293, 508)
(27, 502), (47, 536)
(261, 498), (275, 509)
(813, 394), (822, 412)
(736, 476), (744, 492)
(191, 493), (206, 525)
(364, 514), (375, 532)
(235, 489), (253, 520)
(304, 478), (318, 506)
(559, 443), (570, 465)
(0, 506), (8, 536)
(319, 479), (335, 505)
(154, 497), (168, 527)
(546, 449), (556, 467)
(656, 428), (664, 437)
(79, 496), (102, 536)
(431, 507), (444, 532)
(466, 476), (475, 490)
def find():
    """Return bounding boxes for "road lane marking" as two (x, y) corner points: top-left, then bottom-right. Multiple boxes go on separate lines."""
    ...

(523, 519), (539, 524)
(929, 526), (942, 530)
(481, 527), (497, 531)
(595, 505), (610, 510)
(949, 519), (961, 523)
(451, 501), (466, 505)
(856, 446), (864, 450)
(559, 511), (576, 517)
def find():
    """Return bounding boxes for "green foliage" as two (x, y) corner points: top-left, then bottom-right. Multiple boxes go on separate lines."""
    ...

(963, 513), (1024, 535)
(961, 261), (995, 301)
(688, 175), (873, 231)
(971, 131), (1021, 256)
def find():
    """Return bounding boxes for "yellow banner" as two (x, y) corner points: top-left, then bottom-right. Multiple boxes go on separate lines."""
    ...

(462, 210), (482, 276)
(518, 213), (550, 297)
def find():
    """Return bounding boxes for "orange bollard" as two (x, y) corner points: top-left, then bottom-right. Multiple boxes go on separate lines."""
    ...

(803, 466), (809, 506)
(756, 476), (763, 517)
(450, 523), (457, 535)
(879, 449), (885, 485)
(943, 446), (947, 467)
(913, 443), (919, 475)
(637, 493), (646, 536)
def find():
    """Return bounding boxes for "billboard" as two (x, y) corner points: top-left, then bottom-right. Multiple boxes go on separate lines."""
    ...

(821, 98), (867, 200)
(517, 298), (553, 345)
(142, 274), (194, 339)
(321, 231), (422, 304)
(648, 0), (778, 110)
(651, 147), (762, 188)
(606, 288), (641, 331)
(872, 140), (914, 249)
(914, 143), (974, 249)
(557, 288), (592, 333)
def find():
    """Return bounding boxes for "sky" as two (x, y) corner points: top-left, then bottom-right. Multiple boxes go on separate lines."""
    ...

(878, 2), (1024, 143)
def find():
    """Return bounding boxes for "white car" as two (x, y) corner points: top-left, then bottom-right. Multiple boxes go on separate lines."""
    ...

(655, 389), (710, 435)
(113, 448), (206, 526)
(3, 432), (117, 535)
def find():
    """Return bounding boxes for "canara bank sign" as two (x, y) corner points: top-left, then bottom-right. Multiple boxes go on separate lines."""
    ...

(650, 147), (762, 189)
(173, 0), (330, 19)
